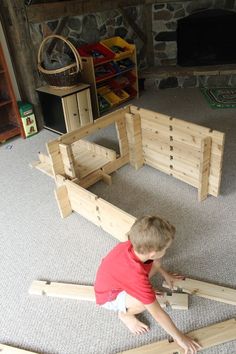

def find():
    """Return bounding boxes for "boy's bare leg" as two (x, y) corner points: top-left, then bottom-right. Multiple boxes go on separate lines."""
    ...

(118, 294), (149, 334)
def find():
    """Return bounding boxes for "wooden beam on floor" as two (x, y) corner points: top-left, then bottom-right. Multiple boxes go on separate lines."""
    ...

(119, 318), (236, 353)
(163, 278), (236, 306)
(0, 344), (38, 353)
(125, 112), (144, 170)
(59, 143), (77, 178)
(54, 185), (72, 218)
(29, 280), (188, 309)
(198, 137), (212, 201)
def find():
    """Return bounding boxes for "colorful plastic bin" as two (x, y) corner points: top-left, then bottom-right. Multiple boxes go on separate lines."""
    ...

(101, 37), (134, 60)
(77, 42), (115, 65)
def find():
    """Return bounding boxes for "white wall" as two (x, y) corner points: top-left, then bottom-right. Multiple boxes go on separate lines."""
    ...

(0, 20), (21, 101)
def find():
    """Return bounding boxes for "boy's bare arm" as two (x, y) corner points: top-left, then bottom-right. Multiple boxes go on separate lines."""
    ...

(145, 300), (201, 354)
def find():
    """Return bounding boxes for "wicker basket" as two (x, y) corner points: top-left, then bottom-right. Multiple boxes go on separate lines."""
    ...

(38, 35), (83, 89)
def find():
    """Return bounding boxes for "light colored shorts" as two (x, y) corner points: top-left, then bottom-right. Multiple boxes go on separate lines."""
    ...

(101, 291), (127, 313)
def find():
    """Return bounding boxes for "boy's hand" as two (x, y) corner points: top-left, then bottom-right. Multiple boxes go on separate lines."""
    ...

(175, 334), (202, 354)
(163, 272), (185, 290)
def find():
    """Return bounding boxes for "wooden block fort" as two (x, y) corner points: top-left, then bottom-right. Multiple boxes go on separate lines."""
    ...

(35, 105), (225, 242)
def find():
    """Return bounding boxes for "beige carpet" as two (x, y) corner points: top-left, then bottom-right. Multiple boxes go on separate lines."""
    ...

(0, 87), (235, 354)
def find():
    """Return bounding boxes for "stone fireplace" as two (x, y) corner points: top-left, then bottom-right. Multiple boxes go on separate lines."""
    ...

(150, 0), (236, 88)
(29, 0), (236, 90)
(177, 9), (236, 67)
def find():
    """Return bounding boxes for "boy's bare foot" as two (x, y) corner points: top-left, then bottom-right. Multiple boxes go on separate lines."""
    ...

(118, 312), (149, 334)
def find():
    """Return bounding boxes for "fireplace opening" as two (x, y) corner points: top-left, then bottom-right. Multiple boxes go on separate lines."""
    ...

(177, 9), (236, 67)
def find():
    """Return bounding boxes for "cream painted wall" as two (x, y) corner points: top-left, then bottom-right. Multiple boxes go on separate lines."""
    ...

(0, 20), (21, 101)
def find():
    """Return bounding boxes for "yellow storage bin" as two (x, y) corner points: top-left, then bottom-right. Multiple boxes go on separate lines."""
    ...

(114, 89), (130, 103)
(97, 85), (129, 106)
(98, 86), (119, 106)
(100, 37), (134, 60)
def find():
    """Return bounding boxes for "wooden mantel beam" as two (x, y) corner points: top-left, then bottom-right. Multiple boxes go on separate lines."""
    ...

(26, 0), (184, 23)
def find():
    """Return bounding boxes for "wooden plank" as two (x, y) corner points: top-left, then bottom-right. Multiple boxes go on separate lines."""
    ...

(102, 154), (130, 174)
(141, 118), (202, 148)
(54, 185), (72, 218)
(97, 198), (136, 242)
(59, 143), (77, 178)
(143, 146), (200, 180)
(142, 136), (200, 167)
(26, 0), (187, 23)
(78, 170), (104, 189)
(29, 280), (95, 301)
(125, 112), (144, 170)
(64, 180), (136, 242)
(66, 180), (99, 225)
(47, 140), (64, 177)
(163, 278), (236, 306)
(73, 139), (117, 160)
(115, 117), (129, 157)
(198, 137), (212, 201)
(46, 107), (129, 179)
(131, 105), (224, 144)
(119, 318), (236, 354)
(143, 4), (154, 66)
(100, 171), (112, 185)
(0, 344), (38, 354)
(144, 157), (199, 189)
(29, 280), (188, 309)
(58, 106), (130, 145)
(30, 154), (53, 178)
(135, 104), (225, 199)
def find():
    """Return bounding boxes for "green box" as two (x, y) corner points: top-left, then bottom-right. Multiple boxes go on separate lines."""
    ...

(18, 101), (38, 138)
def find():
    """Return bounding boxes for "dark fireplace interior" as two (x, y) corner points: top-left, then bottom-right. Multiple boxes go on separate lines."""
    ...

(177, 9), (236, 67)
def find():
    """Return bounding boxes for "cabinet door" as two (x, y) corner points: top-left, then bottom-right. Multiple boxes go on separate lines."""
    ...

(62, 94), (80, 132)
(76, 89), (93, 126)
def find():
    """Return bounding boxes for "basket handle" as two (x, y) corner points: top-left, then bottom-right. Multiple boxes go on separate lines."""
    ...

(38, 34), (83, 73)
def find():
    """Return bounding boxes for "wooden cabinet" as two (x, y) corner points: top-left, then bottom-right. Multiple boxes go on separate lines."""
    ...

(79, 37), (139, 118)
(37, 84), (93, 134)
(0, 43), (24, 142)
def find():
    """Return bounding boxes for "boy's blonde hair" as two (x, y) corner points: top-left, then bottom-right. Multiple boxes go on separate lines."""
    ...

(128, 215), (175, 254)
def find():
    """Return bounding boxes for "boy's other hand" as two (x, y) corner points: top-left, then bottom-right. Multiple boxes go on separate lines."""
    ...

(163, 272), (185, 290)
(176, 334), (202, 354)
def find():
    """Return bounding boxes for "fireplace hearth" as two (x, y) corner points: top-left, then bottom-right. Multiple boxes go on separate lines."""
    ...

(177, 9), (236, 67)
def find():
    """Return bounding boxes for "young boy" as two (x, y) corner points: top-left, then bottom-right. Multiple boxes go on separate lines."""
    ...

(95, 215), (201, 354)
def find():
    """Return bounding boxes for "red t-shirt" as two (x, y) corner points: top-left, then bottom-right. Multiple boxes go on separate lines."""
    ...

(94, 240), (156, 305)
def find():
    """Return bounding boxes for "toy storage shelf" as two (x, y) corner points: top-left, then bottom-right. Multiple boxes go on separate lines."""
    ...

(0, 43), (24, 143)
(79, 37), (139, 118)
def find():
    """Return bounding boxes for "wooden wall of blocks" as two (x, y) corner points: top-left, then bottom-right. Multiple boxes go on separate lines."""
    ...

(37, 104), (225, 206)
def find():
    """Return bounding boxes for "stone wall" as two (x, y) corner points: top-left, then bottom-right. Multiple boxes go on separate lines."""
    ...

(30, 6), (146, 68)
(30, 1), (236, 90)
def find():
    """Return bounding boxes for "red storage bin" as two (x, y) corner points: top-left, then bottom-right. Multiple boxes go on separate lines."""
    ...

(77, 43), (115, 65)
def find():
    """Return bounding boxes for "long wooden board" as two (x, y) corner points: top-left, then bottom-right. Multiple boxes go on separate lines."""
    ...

(119, 318), (236, 353)
(29, 280), (188, 310)
(0, 344), (38, 353)
(163, 278), (236, 306)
